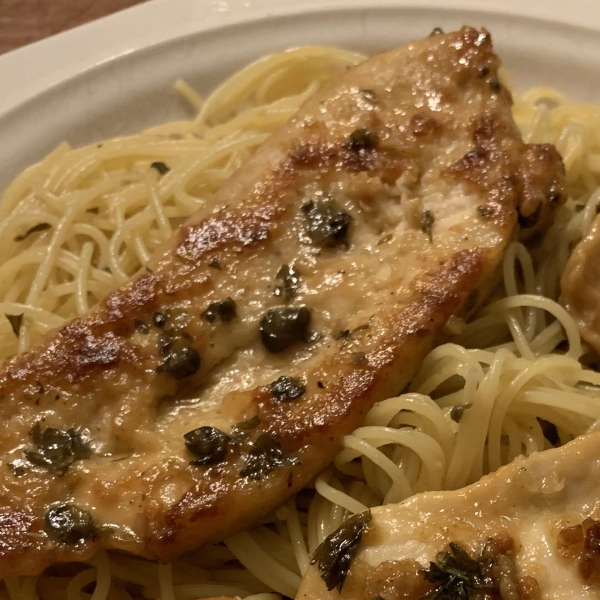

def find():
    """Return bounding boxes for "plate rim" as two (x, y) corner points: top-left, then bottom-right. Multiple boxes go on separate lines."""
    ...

(1, 0), (600, 118)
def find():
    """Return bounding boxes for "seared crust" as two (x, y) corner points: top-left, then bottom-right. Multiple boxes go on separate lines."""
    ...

(155, 249), (488, 557)
(0, 27), (563, 576)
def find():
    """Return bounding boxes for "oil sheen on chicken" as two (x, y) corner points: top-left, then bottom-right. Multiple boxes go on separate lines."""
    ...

(297, 433), (600, 600)
(561, 215), (600, 355)
(0, 27), (564, 577)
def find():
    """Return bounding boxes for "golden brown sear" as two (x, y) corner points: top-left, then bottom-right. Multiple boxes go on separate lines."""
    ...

(0, 26), (563, 577)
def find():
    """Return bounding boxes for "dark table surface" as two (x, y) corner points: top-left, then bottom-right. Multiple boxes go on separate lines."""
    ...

(0, 0), (147, 55)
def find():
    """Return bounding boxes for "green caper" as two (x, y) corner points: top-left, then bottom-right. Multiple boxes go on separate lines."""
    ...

(259, 306), (311, 353)
(45, 503), (95, 544)
(301, 200), (352, 248)
(156, 346), (200, 379)
(25, 423), (91, 476)
(184, 426), (230, 466)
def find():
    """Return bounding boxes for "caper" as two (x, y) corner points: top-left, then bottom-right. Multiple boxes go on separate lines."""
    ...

(156, 345), (200, 379)
(185, 426), (230, 466)
(302, 200), (352, 248)
(260, 306), (311, 353)
(25, 423), (91, 476)
(270, 376), (306, 401)
(201, 297), (237, 323)
(45, 503), (95, 544)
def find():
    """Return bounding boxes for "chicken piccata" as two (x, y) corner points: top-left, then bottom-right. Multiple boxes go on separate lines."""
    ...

(0, 27), (563, 577)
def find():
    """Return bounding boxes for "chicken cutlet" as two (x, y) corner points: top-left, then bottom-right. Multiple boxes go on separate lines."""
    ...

(0, 26), (564, 577)
(297, 433), (600, 600)
(561, 215), (600, 355)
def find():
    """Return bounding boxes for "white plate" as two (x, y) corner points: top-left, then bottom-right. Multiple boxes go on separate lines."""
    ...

(1, 0), (600, 191)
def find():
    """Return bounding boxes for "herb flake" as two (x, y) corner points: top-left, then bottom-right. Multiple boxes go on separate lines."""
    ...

(230, 416), (260, 442)
(537, 417), (559, 446)
(270, 375), (306, 401)
(359, 89), (376, 102)
(15, 222), (52, 242)
(311, 510), (372, 592)
(450, 403), (472, 423)
(201, 297), (237, 323)
(150, 161), (170, 175)
(419, 542), (492, 599)
(234, 416), (260, 432)
(344, 128), (378, 152)
(274, 264), (301, 301)
(240, 434), (299, 480)
(476, 205), (495, 218)
(5, 313), (23, 337)
(421, 210), (435, 242)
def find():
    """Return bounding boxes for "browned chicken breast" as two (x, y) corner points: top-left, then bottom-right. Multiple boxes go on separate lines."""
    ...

(297, 433), (600, 600)
(0, 27), (563, 577)
(561, 216), (600, 354)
